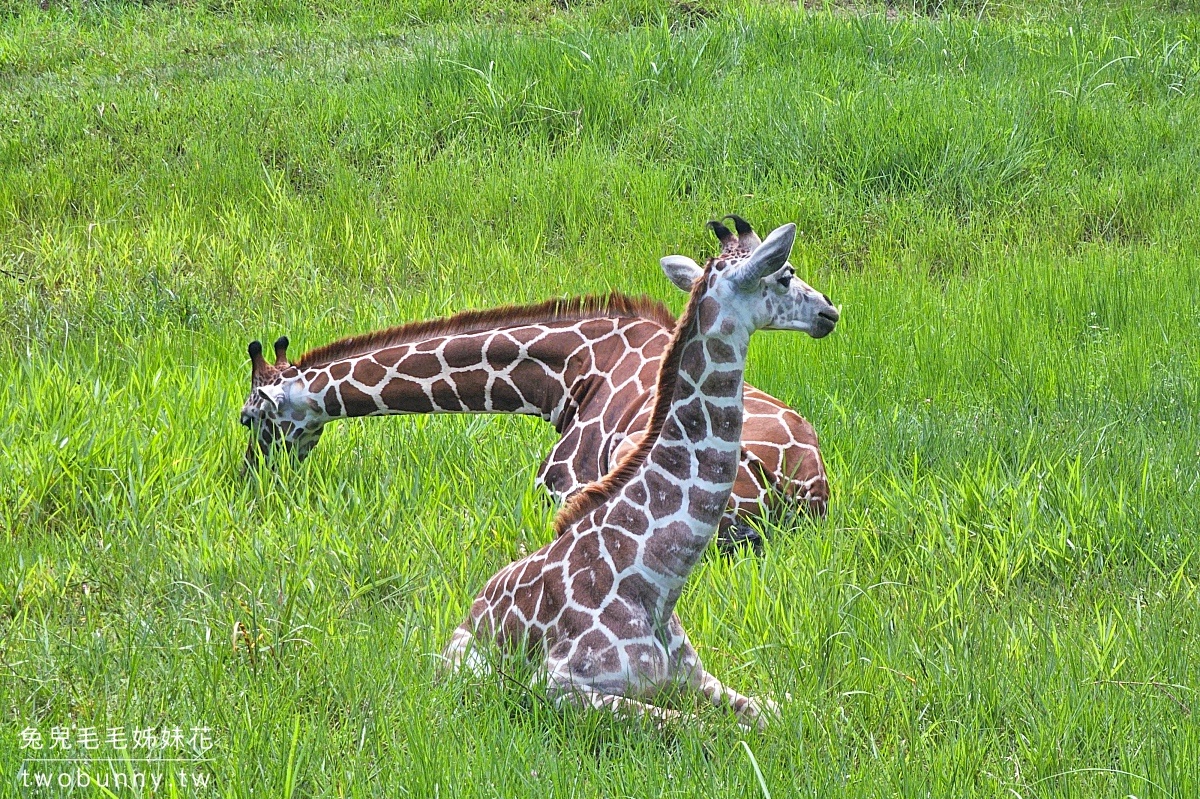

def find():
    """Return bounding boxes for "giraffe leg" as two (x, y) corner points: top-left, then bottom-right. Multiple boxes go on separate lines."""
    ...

(670, 623), (780, 731)
(716, 455), (771, 553)
(716, 514), (764, 554)
(542, 655), (682, 727)
(442, 625), (490, 677)
(546, 681), (682, 726)
(689, 666), (779, 731)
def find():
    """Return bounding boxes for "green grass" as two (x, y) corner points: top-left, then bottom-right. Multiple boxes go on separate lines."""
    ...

(2, 0), (1199, 795)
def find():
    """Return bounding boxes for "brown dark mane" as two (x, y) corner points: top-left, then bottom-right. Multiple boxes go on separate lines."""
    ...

(551, 265), (711, 536)
(295, 294), (676, 369)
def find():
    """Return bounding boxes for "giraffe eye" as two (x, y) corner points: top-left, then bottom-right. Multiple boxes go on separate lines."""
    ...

(777, 271), (792, 289)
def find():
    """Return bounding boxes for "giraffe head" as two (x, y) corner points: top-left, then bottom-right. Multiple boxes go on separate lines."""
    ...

(660, 216), (840, 338)
(240, 336), (325, 467)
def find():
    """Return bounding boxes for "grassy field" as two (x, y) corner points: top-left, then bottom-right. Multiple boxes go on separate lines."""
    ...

(2, 0), (1199, 795)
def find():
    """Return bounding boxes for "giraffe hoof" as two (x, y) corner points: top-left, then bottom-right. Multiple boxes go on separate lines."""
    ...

(742, 696), (782, 731)
(717, 521), (764, 555)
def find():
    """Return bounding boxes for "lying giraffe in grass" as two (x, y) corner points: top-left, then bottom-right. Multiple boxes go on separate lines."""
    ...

(444, 222), (838, 728)
(240, 216), (830, 549)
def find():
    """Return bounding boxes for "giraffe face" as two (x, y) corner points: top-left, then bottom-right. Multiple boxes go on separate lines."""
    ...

(241, 339), (324, 467)
(661, 222), (840, 338)
(745, 261), (839, 338)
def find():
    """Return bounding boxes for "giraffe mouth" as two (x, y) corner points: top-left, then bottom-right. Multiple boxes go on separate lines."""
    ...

(811, 308), (839, 338)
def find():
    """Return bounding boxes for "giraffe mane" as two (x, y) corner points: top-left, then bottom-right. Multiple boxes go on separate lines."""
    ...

(552, 261), (714, 536)
(295, 293), (676, 369)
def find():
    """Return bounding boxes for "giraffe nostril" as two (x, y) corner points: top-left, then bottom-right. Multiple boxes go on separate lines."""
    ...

(821, 293), (833, 305)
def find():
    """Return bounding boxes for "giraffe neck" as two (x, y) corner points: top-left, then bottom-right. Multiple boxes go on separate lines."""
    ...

(560, 286), (753, 614)
(632, 299), (750, 593)
(273, 319), (652, 431)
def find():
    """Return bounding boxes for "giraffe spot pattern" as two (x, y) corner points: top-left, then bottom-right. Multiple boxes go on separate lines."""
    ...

(323, 389), (342, 417)
(599, 600), (648, 640)
(706, 400), (743, 440)
(607, 500), (649, 537)
(674, 397), (709, 443)
(489, 378), (524, 411)
(650, 443), (693, 481)
(697, 296), (721, 332)
(696, 448), (736, 483)
(452, 369), (491, 411)
(353, 359), (386, 386)
(643, 470), (683, 517)
(643, 521), (706, 576)
(401, 352), (441, 380)
(680, 340), (706, 382)
(340, 382), (375, 413)
(431, 379), (463, 411)
(605, 529), (640, 572)
(700, 369), (739, 397)
(380, 378), (434, 413)
(706, 337), (737, 363)
(442, 336), (486, 369)
(688, 485), (729, 525)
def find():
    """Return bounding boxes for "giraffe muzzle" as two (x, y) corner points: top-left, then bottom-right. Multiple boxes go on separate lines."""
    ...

(811, 307), (840, 338)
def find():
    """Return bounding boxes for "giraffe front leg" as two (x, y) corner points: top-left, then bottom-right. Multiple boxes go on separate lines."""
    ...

(715, 456), (771, 553)
(717, 514), (765, 554)
(543, 657), (681, 727)
(690, 666), (780, 732)
(670, 621), (780, 731)
(442, 625), (490, 677)
(546, 680), (682, 727)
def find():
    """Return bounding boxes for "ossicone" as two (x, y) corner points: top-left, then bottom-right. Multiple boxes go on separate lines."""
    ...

(727, 223), (796, 289)
(724, 214), (761, 250)
(248, 339), (271, 378)
(724, 214), (753, 236)
(273, 336), (290, 368)
(707, 219), (734, 246)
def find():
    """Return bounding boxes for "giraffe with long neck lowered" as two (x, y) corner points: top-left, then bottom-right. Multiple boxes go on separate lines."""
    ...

(443, 222), (838, 727)
(240, 216), (831, 549)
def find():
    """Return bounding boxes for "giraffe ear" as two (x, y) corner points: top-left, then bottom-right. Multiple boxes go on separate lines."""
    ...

(660, 255), (703, 292)
(727, 223), (795, 290)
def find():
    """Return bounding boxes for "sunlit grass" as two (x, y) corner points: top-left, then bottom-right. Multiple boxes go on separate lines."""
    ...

(1, 0), (1198, 796)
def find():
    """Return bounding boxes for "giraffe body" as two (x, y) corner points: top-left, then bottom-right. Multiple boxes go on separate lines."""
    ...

(444, 220), (839, 728)
(241, 269), (830, 548)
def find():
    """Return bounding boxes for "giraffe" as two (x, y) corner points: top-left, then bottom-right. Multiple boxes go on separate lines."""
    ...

(443, 221), (839, 728)
(239, 216), (831, 549)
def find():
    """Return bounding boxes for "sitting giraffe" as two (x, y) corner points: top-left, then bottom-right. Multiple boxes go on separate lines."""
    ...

(239, 217), (830, 549)
(443, 222), (839, 728)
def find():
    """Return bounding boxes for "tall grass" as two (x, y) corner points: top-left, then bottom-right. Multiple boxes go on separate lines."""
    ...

(1, 1), (1198, 796)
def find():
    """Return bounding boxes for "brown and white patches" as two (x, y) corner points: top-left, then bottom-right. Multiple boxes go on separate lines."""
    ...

(380, 377), (434, 413)
(603, 529), (641, 573)
(442, 220), (831, 730)
(643, 469), (684, 518)
(292, 296), (672, 370)
(245, 287), (829, 546)
(352, 358), (387, 387)
(650, 442), (693, 482)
